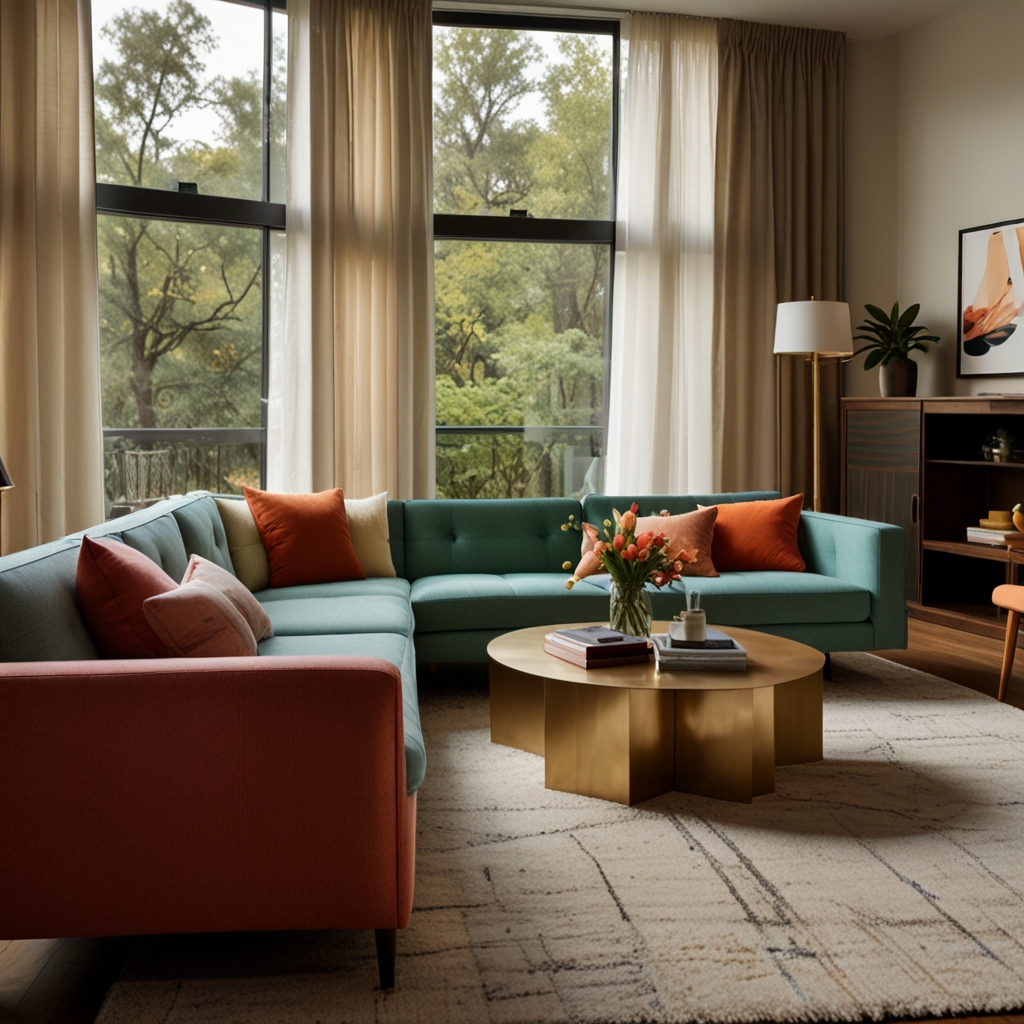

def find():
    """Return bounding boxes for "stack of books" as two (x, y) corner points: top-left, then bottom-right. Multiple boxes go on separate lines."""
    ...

(966, 527), (1024, 547)
(543, 626), (651, 669)
(651, 629), (747, 671)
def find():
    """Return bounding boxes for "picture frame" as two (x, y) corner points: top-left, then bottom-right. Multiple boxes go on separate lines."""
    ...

(957, 216), (1024, 378)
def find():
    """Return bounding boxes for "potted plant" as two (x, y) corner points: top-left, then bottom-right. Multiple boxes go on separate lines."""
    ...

(854, 302), (940, 398)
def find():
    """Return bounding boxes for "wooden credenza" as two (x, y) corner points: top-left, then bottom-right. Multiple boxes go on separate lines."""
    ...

(842, 396), (1024, 644)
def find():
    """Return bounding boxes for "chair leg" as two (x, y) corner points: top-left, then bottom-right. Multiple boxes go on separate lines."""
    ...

(999, 610), (1020, 701)
(375, 928), (396, 990)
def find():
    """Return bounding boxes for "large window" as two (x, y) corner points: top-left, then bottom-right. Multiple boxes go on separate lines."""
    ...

(432, 12), (618, 499)
(92, 0), (286, 513)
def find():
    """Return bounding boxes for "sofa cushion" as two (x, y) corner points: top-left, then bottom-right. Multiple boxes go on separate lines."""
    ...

(104, 515), (190, 584)
(587, 572), (870, 625)
(215, 496), (270, 592)
(256, 578), (411, 603)
(259, 593), (414, 638)
(403, 499), (584, 580)
(257, 631), (425, 794)
(411, 573), (609, 633)
(0, 541), (98, 662)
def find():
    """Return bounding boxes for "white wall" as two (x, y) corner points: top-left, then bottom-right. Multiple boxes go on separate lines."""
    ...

(844, 0), (1024, 398)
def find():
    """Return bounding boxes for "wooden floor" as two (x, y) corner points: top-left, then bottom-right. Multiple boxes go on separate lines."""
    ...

(2, 618), (1023, 1024)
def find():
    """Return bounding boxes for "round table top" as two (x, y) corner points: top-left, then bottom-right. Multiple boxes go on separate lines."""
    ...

(487, 622), (825, 692)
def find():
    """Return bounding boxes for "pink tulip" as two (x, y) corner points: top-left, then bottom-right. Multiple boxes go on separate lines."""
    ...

(621, 511), (636, 531)
(613, 534), (626, 552)
(637, 548), (649, 562)
(623, 544), (638, 561)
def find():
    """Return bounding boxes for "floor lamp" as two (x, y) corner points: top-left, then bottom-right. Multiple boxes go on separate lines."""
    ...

(773, 300), (853, 512)
(0, 453), (12, 557)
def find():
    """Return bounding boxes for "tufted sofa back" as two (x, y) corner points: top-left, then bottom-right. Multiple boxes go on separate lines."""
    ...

(402, 498), (584, 581)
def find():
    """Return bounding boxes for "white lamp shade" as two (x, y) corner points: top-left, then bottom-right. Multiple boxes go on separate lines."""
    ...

(773, 300), (853, 356)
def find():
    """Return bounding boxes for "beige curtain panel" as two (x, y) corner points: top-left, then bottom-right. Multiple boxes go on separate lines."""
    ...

(0, 0), (104, 554)
(712, 20), (844, 508)
(606, 14), (718, 496)
(272, 0), (435, 499)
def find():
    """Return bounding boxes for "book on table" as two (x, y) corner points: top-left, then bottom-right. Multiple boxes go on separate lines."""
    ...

(651, 633), (747, 671)
(544, 628), (651, 669)
(668, 627), (737, 650)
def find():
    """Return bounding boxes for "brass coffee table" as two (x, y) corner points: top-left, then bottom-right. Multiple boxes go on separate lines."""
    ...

(487, 622), (824, 805)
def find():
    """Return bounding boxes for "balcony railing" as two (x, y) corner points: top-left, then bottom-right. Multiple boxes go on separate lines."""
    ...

(103, 428), (263, 515)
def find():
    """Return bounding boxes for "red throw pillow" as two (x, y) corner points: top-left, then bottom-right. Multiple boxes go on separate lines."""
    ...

(143, 581), (258, 657)
(706, 494), (806, 572)
(243, 487), (366, 589)
(76, 536), (178, 658)
(182, 554), (273, 641)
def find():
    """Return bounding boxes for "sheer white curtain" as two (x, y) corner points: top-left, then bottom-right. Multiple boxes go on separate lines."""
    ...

(0, 0), (104, 552)
(605, 15), (717, 495)
(269, 0), (435, 498)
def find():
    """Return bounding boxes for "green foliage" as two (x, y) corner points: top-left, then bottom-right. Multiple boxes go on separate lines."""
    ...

(95, 1), (282, 435)
(433, 27), (612, 498)
(854, 302), (940, 370)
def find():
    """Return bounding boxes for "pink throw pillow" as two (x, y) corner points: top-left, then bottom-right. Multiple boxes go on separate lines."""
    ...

(182, 554), (273, 641)
(573, 507), (719, 580)
(76, 536), (177, 658)
(143, 581), (257, 657)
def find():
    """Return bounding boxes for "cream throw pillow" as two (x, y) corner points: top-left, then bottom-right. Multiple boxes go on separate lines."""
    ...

(215, 491), (396, 589)
(345, 492), (397, 578)
(215, 497), (270, 593)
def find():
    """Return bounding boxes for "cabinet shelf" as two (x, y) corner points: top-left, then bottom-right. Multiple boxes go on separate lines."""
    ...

(926, 458), (1024, 468)
(921, 539), (1019, 562)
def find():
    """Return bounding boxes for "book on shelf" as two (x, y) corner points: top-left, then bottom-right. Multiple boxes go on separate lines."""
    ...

(547, 627), (650, 660)
(651, 633), (747, 671)
(965, 527), (1024, 546)
(543, 640), (651, 670)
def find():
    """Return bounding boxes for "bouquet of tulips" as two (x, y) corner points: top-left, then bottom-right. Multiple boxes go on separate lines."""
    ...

(565, 503), (697, 591)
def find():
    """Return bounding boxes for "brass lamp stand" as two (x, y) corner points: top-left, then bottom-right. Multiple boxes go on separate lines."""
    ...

(0, 453), (13, 557)
(773, 299), (854, 512)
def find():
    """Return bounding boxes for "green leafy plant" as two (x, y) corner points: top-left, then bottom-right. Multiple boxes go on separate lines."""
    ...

(854, 302), (940, 370)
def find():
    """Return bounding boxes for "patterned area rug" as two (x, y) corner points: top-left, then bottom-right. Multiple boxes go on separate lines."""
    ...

(97, 654), (1024, 1024)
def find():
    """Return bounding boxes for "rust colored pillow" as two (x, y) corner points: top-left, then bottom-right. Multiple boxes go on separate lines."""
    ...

(243, 487), (366, 589)
(573, 507), (719, 580)
(704, 494), (806, 572)
(143, 581), (257, 657)
(182, 554), (273, 641)
(76, 536), (177, 658)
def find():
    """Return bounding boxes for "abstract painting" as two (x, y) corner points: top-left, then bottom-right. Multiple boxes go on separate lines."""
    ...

(958, 216), (1024, 377)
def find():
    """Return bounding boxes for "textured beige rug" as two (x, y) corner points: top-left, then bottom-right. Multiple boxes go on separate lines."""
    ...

(98, 654), (1024, 1024)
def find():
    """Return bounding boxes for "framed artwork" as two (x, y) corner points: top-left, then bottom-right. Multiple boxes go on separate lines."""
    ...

(958, 216), (1024, 377)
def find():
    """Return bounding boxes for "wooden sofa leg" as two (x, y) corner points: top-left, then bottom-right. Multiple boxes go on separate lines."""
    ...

(375, 928), (397, 990)
(999, 611), (1020, 702)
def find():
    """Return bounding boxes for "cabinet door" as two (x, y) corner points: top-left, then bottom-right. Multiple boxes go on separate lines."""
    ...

(844, 408), (921, 602)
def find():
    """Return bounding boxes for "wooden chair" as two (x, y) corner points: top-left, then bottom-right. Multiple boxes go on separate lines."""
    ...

(993, 584), (1024, 701)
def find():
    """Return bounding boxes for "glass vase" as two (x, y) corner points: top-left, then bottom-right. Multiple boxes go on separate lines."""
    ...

(609, 580), (653, 638)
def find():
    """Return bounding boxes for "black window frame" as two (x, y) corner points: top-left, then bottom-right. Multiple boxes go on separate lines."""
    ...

(95, 0), (287, 489)
(431, 9), (621, 483)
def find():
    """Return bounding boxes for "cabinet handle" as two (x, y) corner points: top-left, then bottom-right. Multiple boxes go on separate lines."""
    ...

(911, 493), (919, 525)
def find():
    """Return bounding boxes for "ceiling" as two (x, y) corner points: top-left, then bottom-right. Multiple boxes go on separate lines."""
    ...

(468, 0), (970, 40)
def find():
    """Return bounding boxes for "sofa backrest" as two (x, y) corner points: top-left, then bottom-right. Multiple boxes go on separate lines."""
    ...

(582, 491), (782, 526)
(402, 498), (584, 580)
(387, 499), (405, 579)
(0, 493), (230, 663)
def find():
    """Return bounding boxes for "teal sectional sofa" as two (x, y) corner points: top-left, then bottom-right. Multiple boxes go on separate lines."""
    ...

(0, 488), (905, 987)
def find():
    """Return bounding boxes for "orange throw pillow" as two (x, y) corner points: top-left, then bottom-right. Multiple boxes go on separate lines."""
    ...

(243, 487), (366, 589)
(574, 507), (719, 580)
(76, 536), (177, 658)
(705, 494), (806, 572)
